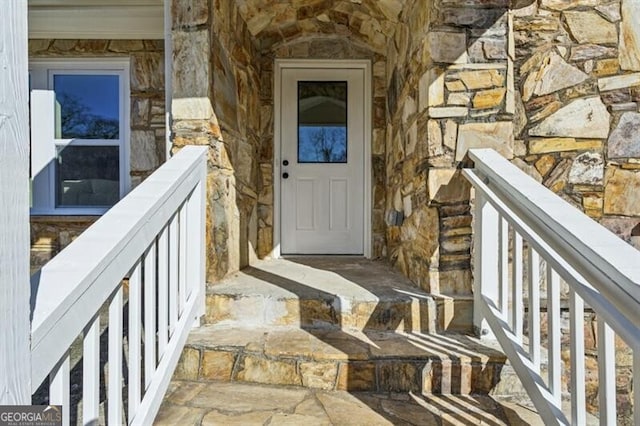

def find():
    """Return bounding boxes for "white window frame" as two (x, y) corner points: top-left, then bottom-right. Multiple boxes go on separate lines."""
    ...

(29, 58), (130, 215)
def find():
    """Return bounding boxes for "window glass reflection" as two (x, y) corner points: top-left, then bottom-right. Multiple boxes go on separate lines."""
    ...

(56, 145), (120, 207)
(298, 81), (347, 163)
(54, 74), (120, 139)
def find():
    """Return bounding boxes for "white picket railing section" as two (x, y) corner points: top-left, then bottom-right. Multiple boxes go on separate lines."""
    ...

(464, 148), (640, 426)
(30, 146), (207, 425)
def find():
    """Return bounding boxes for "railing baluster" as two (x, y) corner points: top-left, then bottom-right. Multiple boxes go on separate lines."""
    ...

(108, 287), (123, 425)
(547, 268), (561, 404)
(128, 261), (142, 421)
(168, 214), (179, 334)
(528, 246), (541, 370)
(570, 289), (586, 425)
(463, 153), (640, 426)
(473, 192), (500, 337)
(512, 231), (523, 342)
(49, 355), (70, 425)
(499, 217), (509, 318)
(186, 179), (206, 324)
(178, 204), (188, 315)
(157, 226), (169, 357)
(83, 317), (100, 425)
(144, 243), (157, 390)
(28, 147), (208, 426)
(597, 319), (616, 425)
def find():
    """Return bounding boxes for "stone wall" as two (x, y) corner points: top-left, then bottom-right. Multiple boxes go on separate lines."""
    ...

(171, 0), (262, 281)
(385, 0), (513, 330)
(382, 0), (639, 413)
(212, 0), (262, 275)
(512, 0), (640, 249)
(29, 39), (165, 272)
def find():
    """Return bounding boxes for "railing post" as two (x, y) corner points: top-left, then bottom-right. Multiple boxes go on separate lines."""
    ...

(186, 152), (207, 326)
(473, 191), (500, 338)
(0, 0), (31, 405)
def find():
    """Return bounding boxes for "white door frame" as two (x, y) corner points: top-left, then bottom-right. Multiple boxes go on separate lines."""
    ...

(273, 59), (372, 258)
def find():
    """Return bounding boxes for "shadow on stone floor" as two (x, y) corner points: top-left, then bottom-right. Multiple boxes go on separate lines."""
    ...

(242, 258), (525, 425)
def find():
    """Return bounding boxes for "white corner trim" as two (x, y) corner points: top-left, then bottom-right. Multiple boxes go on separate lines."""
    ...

(273, 59), (373, 259)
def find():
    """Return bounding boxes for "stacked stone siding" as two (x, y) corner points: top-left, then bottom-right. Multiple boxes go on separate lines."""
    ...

(29, 39), (165, 272)
(384, 0), (513, 331)
(170, 0), (263, 281)
(513, 0), (640, 248)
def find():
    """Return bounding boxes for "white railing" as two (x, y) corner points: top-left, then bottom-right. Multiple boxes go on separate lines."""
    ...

(463, 148), (640, 425)
(30, 146), (207, 425)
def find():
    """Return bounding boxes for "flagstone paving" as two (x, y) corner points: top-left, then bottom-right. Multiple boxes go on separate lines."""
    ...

(155, 380), (546, 426)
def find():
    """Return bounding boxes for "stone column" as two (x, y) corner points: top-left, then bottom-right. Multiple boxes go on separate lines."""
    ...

(170, 0), (239, 282)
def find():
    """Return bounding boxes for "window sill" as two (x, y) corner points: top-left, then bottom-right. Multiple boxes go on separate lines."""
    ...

(30, 215), (101, 224)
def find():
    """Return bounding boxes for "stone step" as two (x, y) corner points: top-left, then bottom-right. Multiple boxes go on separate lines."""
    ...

(156, 379), (549, 425)
(204, 258), (438, 332)
(174, 324), (510, 395)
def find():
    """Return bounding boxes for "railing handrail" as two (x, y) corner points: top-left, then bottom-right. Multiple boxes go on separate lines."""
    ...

(464, 168), (640, 350)
(466, 148), (640, 332)
(465, 148), (640, 424)
(30, 145), (208, 391)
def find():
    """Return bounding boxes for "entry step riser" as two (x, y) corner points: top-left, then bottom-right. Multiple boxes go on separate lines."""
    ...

(205, 293), (437, 332)
(175, 346), (508, 395)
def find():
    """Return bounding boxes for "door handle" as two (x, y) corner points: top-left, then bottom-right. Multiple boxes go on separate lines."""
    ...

(282, 172), (289, 179)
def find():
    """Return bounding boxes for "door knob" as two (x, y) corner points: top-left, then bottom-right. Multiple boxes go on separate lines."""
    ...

(282, 172), (289, 179)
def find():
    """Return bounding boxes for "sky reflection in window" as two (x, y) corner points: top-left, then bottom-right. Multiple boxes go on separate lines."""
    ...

(298, 81), (347, 163)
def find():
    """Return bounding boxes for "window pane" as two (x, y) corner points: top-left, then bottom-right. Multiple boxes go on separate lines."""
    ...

(56, 146), (120, 207)
(298, 81), (347, 163)
(54, 74), (120, 139)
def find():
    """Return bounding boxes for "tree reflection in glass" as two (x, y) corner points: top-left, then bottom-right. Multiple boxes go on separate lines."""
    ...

(52, 74), (122, 207)
(298, 81), (347, 163)
(54, 74), (120, 140)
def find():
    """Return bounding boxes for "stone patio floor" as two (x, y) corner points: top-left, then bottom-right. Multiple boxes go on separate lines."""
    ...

(154, 256), (581, 425)
(154, 379), (545, 425)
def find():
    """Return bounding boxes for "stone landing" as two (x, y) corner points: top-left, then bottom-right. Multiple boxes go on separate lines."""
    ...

(158, 257), (538, 424)
(204, 257), (439, 332)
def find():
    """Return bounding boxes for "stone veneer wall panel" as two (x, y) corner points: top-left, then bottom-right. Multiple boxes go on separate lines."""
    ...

(212, 0), (263, 276)
(385, 0), (512, 329)
(29, 39), (165, 272)
(171, 0), (262, 281)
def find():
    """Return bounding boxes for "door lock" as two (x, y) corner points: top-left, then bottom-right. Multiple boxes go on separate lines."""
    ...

(283, 160), (289, 166)
(282, 172), (289, 179)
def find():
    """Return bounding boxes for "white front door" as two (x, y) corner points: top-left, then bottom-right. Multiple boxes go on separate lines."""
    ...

(280, 66), (365, 254)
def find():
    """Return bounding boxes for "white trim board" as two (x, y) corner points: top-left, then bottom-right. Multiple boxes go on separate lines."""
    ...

(273, 59), (373, 258)
(28, 3), (163, 39)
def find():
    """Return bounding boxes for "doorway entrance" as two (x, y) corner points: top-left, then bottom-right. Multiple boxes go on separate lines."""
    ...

(275, 60), (371, 255)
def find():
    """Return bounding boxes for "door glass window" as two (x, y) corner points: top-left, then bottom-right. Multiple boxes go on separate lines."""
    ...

(297, 81), (347, 163)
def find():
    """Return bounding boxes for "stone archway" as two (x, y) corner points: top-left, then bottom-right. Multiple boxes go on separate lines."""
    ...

(170, 0), (525, 314)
